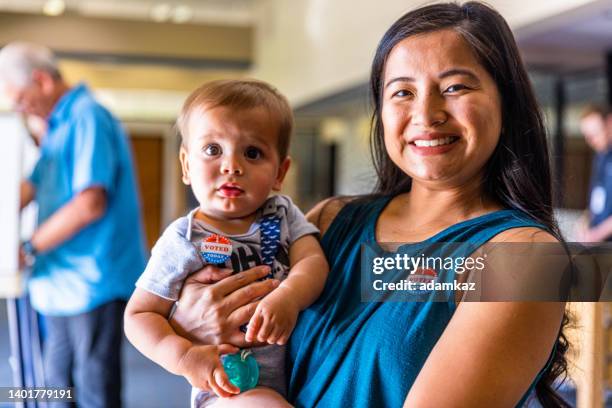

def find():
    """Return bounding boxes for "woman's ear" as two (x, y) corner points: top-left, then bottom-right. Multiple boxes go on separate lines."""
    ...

(179, 145), (191, 185)
(273, 156), (291, 191)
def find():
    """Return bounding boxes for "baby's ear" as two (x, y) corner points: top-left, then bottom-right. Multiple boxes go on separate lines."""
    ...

(179, 145), (191, 185)
(273, 156), (291, 191)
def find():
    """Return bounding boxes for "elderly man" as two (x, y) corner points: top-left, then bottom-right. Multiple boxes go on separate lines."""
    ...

(579, 105), (612, 242)
(0, 42), (146, 407)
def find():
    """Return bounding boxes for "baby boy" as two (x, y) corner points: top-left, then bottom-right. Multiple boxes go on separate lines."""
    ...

(124, 79), (329, 407)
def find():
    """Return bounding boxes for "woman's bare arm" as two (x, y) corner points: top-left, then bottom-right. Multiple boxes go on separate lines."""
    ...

(404, 228), (565, 407)
(305, 197), (349, 236)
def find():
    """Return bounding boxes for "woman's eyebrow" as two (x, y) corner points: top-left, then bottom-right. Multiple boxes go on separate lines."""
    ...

(438, 68), (479, 82)
(384, 76), (414, 89)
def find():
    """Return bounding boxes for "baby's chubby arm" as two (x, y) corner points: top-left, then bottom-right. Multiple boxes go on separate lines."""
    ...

(124, 288), (240, 398)
(246, 235), (329, 345)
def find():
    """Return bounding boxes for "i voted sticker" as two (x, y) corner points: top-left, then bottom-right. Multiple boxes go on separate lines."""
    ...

(201, 234), (232, 264)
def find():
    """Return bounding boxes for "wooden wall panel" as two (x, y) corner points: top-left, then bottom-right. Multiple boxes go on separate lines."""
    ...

(130, 136), (163, 250)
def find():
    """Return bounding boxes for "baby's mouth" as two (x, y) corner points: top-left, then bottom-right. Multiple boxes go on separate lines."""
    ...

(218, 183), (244, 198)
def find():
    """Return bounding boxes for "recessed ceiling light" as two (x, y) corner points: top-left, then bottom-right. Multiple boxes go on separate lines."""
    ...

(42, 0), (65, 16)
(172, 5), (193, 24)
(151, 3), (172, 22)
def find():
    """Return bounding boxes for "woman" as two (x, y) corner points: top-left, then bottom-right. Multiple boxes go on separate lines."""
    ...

(170, 2), (568, 407)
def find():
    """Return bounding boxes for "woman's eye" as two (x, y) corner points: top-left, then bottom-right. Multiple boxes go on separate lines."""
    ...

(245, 146), (262, 160)
(444, 84), (468, 93)
(204, 144), (221, 156)
(392, 89), (412, 98)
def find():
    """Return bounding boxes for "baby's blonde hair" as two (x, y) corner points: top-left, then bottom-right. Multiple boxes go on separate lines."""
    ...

(177, 79), (293, 159)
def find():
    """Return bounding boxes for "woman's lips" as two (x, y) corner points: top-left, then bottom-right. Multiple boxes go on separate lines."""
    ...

(408, 136), (460, 156)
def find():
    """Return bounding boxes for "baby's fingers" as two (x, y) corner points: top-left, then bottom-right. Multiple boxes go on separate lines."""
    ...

(245, 312), (263, 342)
(267, 323), (285, 345)
(276, 332), (289, 346)
(257, 314), (273, 343)
(213, 367), (240, 397)
(213, 368), (240, 396)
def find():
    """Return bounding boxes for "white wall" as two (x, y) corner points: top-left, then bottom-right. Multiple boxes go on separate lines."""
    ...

(250, 0), (596, 106)
(0, 114), (26, 297)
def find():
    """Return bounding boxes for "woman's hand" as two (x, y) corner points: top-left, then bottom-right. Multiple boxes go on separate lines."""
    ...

(169, 264), (280, 348)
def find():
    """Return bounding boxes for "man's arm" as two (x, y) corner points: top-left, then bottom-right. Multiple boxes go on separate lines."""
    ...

(20, 180), (35, 210)
(29, 186), (107, 253)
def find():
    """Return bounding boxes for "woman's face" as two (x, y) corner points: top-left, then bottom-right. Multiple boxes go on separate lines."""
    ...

(381, 29), (502, 188)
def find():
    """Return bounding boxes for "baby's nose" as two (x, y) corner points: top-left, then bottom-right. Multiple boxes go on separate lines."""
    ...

(220, 158), (243, 175)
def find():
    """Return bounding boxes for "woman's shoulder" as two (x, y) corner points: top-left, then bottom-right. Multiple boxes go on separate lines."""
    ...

(306, 196), (354, 236)
(306, 195), (386, 235)
(489, 225), (558, 243)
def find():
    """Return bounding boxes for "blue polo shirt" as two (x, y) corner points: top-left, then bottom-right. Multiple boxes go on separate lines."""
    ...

(589, 150), (612, 231)
(28, 83), (147, 316)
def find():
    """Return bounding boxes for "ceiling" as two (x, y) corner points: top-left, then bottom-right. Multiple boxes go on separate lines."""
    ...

(516, 0), (612, 74)
(0, 0), (257, 26)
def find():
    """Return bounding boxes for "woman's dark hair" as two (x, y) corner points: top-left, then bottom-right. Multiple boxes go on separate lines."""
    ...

(369, 2), (569, 407)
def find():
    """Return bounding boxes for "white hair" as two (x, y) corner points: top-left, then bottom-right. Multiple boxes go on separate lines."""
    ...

(0, 42), (60, 88)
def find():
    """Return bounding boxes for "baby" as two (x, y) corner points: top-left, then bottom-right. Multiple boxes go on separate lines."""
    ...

(124, 79), (329, 407)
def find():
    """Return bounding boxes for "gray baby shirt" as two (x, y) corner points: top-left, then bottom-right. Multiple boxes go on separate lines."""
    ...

(135, 195), (319, 401)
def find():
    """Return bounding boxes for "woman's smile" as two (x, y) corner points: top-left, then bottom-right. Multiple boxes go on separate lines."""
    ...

(407, 132), (461, 156)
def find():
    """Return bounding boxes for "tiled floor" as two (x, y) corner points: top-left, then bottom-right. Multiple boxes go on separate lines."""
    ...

(0, 300), (190, 408)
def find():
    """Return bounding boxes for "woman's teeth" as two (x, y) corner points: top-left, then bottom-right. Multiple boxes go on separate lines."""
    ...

(413, 136), (456, 147)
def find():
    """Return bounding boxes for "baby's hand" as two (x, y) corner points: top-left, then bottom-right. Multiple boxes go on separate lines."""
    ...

(178, 344), (240, 398)
(245, 287), (299, 345)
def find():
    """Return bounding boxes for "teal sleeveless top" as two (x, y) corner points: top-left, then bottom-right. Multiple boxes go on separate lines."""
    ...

(288, 195), (549, 407)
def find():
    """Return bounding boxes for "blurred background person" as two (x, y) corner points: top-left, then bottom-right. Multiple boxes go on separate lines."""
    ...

(577, 105), (612, 242)
(0, 41), (146, 408)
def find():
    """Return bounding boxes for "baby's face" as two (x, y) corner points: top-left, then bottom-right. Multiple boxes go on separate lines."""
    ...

(180, 105), (290, 220)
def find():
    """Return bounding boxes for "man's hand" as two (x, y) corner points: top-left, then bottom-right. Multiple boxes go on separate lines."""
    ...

(170, 265), (280, 347)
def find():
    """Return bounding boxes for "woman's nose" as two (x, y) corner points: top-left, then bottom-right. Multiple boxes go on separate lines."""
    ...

(412, 91), (448, 127)
(220, 156), (244, 175)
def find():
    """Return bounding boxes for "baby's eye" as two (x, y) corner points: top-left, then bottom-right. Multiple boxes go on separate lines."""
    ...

(204, 144), (222, 156)
(444, 84), (469, 94)
(245, 146), (262, 160)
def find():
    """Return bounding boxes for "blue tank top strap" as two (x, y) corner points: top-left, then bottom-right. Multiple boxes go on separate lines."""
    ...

(424, 208), (547, 246)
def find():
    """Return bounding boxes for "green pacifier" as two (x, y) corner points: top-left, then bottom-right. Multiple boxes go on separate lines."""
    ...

(222, 349), (259, 392)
